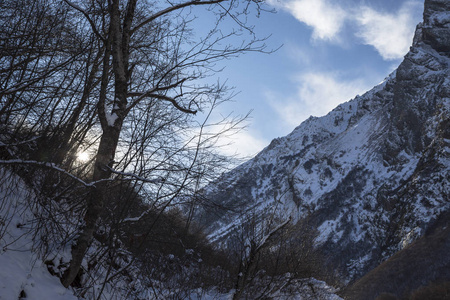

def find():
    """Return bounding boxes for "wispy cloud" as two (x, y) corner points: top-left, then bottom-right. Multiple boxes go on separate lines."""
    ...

(355, 1), (423, 60)
(267, 72), (371, 127)
(216, 129), (269, 158)
(270, 0), (348, 41)
(270, 0), (422, 60)
(198, 111), (269, 158)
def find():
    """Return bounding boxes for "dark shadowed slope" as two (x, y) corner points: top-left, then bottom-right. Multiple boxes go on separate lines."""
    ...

(342, 211), (450, 300)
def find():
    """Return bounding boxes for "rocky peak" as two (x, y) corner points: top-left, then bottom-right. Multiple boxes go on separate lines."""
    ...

(422, 0), (450, 54)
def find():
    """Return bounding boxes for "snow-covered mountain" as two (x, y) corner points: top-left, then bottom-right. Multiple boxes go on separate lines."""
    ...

(200, 0), (449, 281)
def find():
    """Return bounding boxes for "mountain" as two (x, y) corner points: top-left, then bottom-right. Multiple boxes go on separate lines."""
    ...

(199, 0), (450, 284)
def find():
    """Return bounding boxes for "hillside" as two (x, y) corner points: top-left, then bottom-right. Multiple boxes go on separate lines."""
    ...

(342, 211), (450, 299)
(200, 0), (450, 282)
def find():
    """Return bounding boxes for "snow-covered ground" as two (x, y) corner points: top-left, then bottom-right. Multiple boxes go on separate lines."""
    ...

(0, 167), (343, 299)
(0, 170), (77, 300)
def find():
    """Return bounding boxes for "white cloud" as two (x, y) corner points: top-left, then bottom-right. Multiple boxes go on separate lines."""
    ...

(270, 0), (422, 60)
(268, 72), (371, 127)
(216, 129), (269, 158)
(355, 1), (423, 60)
(196, 111), (269, 158)
(271, 0), (348, 41)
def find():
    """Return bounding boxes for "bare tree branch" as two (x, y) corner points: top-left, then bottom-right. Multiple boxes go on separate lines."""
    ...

(131, 0), (228, 34)
(0, 160), (93, 187)
(144, 93), (197, 114)
(62, 0), (106, 41)
(255, 217), (291, 253)
(105, 165), (165, 184)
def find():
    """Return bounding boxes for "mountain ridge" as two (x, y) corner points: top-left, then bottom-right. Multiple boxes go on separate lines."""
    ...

(200, 0), (449, 282)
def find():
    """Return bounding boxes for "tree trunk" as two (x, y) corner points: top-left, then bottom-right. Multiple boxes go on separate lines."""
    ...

(62, 125), (121, 287)
(62, 0), (131, 287)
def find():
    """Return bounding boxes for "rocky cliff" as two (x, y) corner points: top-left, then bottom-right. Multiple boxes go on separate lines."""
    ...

(200, 0), (450, 282)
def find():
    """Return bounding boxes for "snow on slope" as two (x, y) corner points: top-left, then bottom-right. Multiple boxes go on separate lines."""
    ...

(0, 170), (77, 300)
(201, 0), (450, 281)
(0, 166), (343, 300)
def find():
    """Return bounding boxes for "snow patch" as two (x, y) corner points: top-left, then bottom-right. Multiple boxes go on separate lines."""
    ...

(0, 170), (77, 300)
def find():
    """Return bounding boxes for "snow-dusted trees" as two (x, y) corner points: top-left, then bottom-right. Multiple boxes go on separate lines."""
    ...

(226, 206), (326, 299)
(1, 0), (271, 290)
(232, 217), (291, 300)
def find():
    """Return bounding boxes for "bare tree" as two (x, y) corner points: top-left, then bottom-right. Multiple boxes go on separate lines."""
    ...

(231, 215), (291, 300)
(0, 0), (272, 290)
(39, 0), (271, 288)
(0, 0), (103, 169)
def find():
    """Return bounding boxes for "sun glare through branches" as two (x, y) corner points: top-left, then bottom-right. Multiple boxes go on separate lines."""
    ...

(76, 152), (90, 163)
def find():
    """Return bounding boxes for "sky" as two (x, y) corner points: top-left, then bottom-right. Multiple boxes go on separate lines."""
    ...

(196, 0), (425, 158)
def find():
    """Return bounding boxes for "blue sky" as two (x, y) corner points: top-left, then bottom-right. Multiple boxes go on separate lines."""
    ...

(195, 0), (425, 157)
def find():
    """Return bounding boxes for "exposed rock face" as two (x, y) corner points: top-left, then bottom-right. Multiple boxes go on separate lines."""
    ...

(200, 0), (450, 282)
(423, 0), (450, 54)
